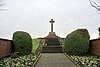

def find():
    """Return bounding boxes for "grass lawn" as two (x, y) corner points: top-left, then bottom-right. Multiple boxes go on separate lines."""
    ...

(32, 38), (41, 53)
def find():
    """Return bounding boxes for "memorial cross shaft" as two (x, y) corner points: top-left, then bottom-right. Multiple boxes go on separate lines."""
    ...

(49, 19), (55, 32)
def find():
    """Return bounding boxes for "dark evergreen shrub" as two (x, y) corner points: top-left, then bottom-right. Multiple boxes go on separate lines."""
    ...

(46, 38), (60, 46)
(64, 29), (90, 55)
(12, 31), (32, 55)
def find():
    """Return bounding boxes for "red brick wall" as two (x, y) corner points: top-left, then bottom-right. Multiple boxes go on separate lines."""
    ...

(90, 39), (100, 56)
(0, 39), (14, 58)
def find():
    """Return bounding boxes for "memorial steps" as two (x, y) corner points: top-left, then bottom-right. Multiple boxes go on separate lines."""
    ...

(42, 46), (63, 53)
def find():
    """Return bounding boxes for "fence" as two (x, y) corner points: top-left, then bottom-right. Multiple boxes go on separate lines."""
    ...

(90, 39), (100, 56)
(0, 38), (14, 58)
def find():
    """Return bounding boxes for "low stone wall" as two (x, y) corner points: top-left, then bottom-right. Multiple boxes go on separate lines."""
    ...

(90, 39), (100, 56)
(0, 38), (14, 58)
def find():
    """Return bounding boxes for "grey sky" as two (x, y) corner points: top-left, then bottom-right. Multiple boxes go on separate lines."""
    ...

(0, 0), (100, 39)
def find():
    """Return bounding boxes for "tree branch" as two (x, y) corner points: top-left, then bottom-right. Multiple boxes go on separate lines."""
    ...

(0, 3), (5, 7)
(0, 0), (7, 11)
(89, 0), (100, 11)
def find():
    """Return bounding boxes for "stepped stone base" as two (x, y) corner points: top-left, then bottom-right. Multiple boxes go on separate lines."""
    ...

(42, 46), (63, 53)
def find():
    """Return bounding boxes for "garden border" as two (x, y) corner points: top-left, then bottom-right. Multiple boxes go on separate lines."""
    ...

(32, 53), (42, 67)
(64, 53), (80, 67)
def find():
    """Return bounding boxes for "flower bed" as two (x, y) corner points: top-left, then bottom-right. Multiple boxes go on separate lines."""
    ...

(0, 38), (42, 67)
(69, 55), (100, 67)
(0, 54), (36, 67)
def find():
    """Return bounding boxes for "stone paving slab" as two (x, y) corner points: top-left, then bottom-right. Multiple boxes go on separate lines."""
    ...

(35, 53), (77, 67)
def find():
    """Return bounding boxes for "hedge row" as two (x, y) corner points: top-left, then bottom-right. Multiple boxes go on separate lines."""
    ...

(12, 28), (90, 55)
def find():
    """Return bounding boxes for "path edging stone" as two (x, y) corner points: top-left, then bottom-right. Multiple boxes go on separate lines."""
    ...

(64, 53), (80, 67)
(32, 53), (42, 67)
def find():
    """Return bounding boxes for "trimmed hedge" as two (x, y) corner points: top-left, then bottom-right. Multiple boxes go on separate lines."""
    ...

(64, 29), (90, 55)
(12, 31), (32, 55)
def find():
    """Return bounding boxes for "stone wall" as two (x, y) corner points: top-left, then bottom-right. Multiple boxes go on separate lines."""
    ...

(0, 38), (14, 58)
(90, 39), (100, 56)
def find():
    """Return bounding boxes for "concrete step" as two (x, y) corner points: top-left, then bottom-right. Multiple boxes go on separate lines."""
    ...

(43, 46), (62, 50)
(42, 46), (63, 53)
(42, 50), (63, 53)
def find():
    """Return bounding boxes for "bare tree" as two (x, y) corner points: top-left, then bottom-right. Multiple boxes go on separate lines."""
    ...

(0, 0), (6, 10)
(0, 3), (5, 7)
(0, 0), (4, 7)
(89, 0), (100, 14)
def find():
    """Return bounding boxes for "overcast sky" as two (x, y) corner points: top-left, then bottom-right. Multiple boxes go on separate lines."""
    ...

(0, 0), (100, 39)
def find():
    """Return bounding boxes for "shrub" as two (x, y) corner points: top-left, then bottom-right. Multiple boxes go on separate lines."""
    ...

(98, 27), (100, 36)
(11, 52), (18, 58)
(12, 31), (32, 55)
(64, 29), (90, 55)
(98, 27), (100, 32)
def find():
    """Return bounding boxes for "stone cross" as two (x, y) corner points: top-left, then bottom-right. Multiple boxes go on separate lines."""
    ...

(49, 19), (55, 32)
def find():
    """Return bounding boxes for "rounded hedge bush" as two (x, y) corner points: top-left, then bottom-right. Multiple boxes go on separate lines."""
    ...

(64, 29), (90, 55)
(12, 31), (32, 55)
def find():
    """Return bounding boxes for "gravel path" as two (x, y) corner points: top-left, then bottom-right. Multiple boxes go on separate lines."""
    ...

(35, 53), (77, 67)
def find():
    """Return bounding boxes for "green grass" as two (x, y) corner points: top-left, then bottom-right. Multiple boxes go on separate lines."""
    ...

(32, 38), (41, 53)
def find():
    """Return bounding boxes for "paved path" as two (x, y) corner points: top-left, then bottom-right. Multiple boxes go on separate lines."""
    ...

(35, 53), (77, 67)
